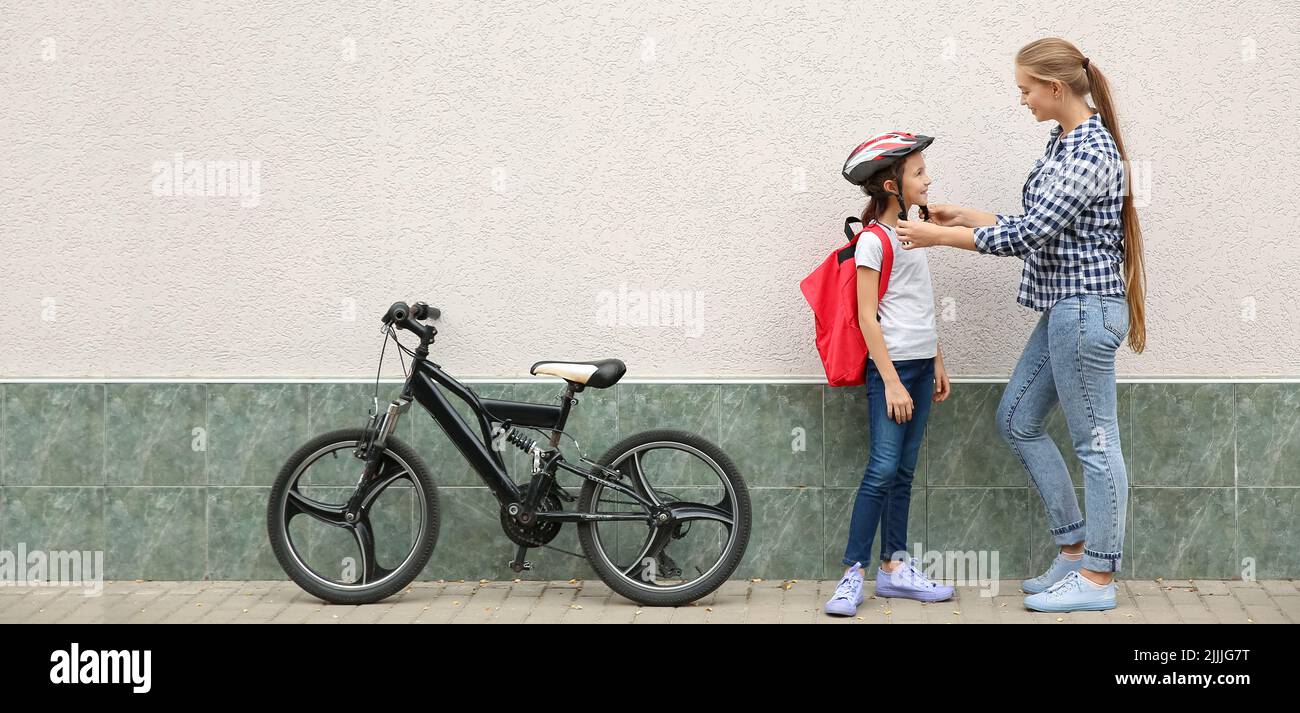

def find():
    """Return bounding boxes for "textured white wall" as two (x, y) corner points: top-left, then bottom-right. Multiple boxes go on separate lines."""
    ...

(3, 1), (1298, 378)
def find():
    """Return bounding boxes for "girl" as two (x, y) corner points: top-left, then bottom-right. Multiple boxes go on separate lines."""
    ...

(896, 38), (1146, 613)
(824, 132), (954, 617)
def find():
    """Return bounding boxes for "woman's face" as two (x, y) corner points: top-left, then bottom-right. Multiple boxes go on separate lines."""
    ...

(1016, 64), (1057, 123)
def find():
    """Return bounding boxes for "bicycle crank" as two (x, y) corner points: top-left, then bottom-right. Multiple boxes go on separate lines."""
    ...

(500, 482), (563, 548)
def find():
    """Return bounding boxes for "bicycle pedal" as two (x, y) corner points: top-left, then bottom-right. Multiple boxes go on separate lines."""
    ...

(508, 559), (533, 572)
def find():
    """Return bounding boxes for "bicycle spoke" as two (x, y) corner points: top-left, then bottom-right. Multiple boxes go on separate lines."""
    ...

(286, 487), (348, 528)
(621, 525), (675, 580)
(351, 518), (392, 585)
(667, 501), (734, 528)
(624, 452), (661, 507)
(357, 462), (411, 511)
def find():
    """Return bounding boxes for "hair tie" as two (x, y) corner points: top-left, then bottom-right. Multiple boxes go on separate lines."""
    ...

(1082, 57), (1090, 70)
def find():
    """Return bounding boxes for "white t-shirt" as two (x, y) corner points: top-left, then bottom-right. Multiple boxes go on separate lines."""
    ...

(853, 221), (938, 361)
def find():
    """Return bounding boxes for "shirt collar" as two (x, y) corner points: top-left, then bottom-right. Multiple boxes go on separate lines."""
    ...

(1048, 112), (1103, 153)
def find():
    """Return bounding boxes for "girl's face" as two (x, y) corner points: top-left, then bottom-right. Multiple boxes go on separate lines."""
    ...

(1016, 64), (1058, 122)
(889, 151), (931, 207)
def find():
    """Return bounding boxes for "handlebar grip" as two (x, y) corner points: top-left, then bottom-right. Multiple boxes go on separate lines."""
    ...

(412, 302), (441, 321)
(382, 301), (411, 324)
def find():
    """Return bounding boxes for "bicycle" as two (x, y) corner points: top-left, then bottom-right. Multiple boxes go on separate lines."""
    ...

(267, 301), (752, 606)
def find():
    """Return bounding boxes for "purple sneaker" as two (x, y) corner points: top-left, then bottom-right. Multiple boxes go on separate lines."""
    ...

(824, 563), (866, 616)
(874, 557), (954, 602)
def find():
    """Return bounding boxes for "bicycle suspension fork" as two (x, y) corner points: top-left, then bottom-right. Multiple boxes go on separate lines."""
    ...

(351, 331), (430, 514)
(344, 393), (412, 518)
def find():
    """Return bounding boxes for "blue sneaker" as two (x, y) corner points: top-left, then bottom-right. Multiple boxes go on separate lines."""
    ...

(824, 563), (866, 616)
(1022, 553), (1083, 594)
(1023, 570), (1117, 612)
(874, 557), (954, 602)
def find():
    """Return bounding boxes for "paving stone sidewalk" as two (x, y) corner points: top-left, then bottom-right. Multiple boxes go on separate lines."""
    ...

(2, 579), (1296, 624)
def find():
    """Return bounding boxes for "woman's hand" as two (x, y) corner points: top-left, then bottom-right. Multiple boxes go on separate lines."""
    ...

(933, 361), (952, 403)
(898, 221), (979, 251)
(927, 204), (999, 228)
(926, 203), (966, 226)
(885, 380), (914, 423)
(896, 219), (947, 248)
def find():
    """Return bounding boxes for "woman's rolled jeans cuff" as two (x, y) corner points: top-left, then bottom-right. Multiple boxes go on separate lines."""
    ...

(1051, 517), (1085, 546)
(1050, 523), (1123, 572)
(1084, 547), (1122, 573)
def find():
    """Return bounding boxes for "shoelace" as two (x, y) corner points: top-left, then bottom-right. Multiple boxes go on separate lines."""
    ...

(884, 558), (935, 588)
(1044, 571), (1082, 596)
(833, 572), (863, 601)
(905, 558), (937, 588)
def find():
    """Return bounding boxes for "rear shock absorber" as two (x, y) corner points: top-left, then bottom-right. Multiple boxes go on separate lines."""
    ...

(503, 426), (548, 476)
(504, 428), (537, 454)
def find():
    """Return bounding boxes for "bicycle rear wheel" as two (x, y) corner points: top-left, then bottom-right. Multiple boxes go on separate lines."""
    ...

(267, 428), (439, 605)
(576, 429), (751, 607)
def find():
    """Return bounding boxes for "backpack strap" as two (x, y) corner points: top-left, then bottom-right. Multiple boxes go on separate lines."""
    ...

(865, 222), (894, 300)
(843, 216), (863, 242)
(837, 216), (865, 264)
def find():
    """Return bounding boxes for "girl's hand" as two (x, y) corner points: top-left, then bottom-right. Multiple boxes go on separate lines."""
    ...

(885, 380), (914, 423)
(933, 363), (952, 403)
(896, 219), (946, 249)
(926, 203), (966, 227)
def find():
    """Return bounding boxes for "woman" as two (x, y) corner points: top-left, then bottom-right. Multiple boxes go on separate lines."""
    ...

(895, 37), (1147, 613)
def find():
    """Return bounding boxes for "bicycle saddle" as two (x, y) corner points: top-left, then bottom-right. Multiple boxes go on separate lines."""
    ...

(529, 359), (626, 389)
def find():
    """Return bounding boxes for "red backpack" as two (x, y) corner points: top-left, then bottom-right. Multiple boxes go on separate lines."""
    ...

(799, 217), (894, 387)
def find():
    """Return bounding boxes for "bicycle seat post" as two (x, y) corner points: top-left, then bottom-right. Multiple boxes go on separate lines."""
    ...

(550, 382), (582, 448)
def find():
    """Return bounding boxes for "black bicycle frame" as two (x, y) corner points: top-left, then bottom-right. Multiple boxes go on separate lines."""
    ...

(391, 354), (659, 526)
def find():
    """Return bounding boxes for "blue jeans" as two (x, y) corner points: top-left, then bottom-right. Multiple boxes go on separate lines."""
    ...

(997, 293), (1129, 573)
(842, 357), (935, 569)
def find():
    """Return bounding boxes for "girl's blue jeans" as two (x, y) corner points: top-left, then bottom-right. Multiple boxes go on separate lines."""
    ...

(842, 356), (934, 569)
(998, 293), (1129, 573)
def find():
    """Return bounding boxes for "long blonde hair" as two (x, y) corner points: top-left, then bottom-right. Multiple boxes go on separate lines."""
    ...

(1017, 38), (1147, 353)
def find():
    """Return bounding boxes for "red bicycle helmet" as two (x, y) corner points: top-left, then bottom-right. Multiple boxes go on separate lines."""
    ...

(842, 131), (935, 186)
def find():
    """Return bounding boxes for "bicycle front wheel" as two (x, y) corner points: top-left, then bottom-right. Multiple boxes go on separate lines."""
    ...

(267, 428), (439, 605)
(577, 429), (751, 607)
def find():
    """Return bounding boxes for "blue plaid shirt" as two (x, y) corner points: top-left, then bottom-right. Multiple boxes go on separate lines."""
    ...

(973, 113), (1127, 311)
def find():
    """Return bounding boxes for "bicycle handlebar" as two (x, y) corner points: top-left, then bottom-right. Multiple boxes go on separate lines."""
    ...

(381, 301), (439, 341)
(413, 303), (441, 321)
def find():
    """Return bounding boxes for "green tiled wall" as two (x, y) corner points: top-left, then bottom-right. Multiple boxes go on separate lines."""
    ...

(0, 381), (1295, 581)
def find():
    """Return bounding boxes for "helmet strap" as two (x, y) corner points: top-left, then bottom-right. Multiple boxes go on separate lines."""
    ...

(894, 165), (908, 222)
